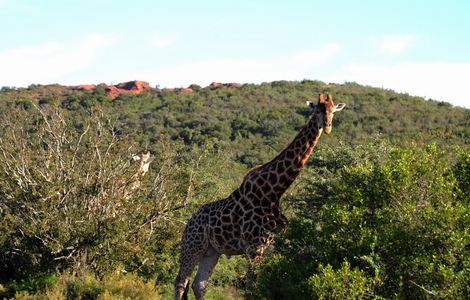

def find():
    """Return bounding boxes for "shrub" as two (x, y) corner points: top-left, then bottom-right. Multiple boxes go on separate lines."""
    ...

(3, 272), (160, 300)
(307, 262), (371, 300)
(453, 149), (470, 201)
(254, 143), (470, 299)
(0, 106), (192, 282)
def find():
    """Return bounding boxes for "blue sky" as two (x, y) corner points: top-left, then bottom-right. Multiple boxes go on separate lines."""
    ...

(1, 0), (469, 107)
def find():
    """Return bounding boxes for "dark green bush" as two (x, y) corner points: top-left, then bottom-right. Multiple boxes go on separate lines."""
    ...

(1, 272), (161, 300)
(0, 106), (193, 283)
(307, 262), (371, 300)
(0, 81), (468, 298)
(453, 149), (470, 201)
(254, 143), (470, 299)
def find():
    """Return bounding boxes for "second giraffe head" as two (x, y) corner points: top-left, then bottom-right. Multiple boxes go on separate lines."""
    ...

(307, 93), (346, 134)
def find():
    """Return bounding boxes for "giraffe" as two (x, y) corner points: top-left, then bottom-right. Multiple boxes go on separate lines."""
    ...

(88, 151), (154, 216)
(174, 93), (346, 300)
(130, 151), (154, 191)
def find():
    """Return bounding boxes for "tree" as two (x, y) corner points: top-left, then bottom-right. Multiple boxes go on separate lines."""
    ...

(0, 106), (192, 282)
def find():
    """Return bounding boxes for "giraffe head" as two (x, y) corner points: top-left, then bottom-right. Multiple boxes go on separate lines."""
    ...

(307, 93), (345, 135)
(132, 151), (154, 177)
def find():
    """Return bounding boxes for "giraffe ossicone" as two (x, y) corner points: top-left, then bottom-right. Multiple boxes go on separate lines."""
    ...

(174, 93), (346, 300)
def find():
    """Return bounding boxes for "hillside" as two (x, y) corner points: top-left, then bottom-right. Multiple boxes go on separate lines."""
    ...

(0, 80), (469, 299)
(0, 80), (468, 166)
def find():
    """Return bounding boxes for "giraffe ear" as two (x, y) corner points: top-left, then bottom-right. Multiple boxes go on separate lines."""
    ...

(334, 103), (346, 112)
(327, 94), (333, 102)
(306, 101), (316, 109)
(318, 93), (325, 104)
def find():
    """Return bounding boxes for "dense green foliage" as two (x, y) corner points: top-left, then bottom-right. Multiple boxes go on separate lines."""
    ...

(0, 81), (468, 165)
(0, 81), (468, 299)
(253, 143), (469, 299)
(1, 272), (161, 299)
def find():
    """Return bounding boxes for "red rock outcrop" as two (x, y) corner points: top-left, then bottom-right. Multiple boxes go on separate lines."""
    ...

(72, 81), (242, 98)
(105, 86), (121, 99)
(100, 80), (151, 99)
(209, 82), (223, 89)
(78, 84), (96, 91)
(209, 82), (241, 89)
(179, 88), (193, 93)
(115, 80), (150, 92)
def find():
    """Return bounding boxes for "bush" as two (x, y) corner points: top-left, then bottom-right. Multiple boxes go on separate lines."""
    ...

(254, 143), (470, 299)
(453, 149), (470, 201)
(0, 106), (193, 283)
(307, 262), (371, 300)
(3, 272), (160, 300)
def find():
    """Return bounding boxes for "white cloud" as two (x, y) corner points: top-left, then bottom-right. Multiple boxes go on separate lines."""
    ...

(377, 34), (414, 55)
(291, 44), (340, 67)
(149, 32), (179, 48)
(326, 62), (470, 108)
(138, 43), (340, 87)
(0, 33), (118, 86)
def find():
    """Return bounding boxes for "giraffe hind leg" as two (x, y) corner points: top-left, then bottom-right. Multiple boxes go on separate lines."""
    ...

(182, 283), (189, 300)
(174, 251), (198, 300)
(192, 247), (220, 300)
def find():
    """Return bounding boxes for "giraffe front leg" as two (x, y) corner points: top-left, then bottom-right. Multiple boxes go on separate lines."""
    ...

(245, 236), (269, 264)
(276, 212), (289, 233)
(262, 214), (278, 232)
(271, 206), (288, 233)
(246, 245), (263, 263)
(263, 212), (288, 233)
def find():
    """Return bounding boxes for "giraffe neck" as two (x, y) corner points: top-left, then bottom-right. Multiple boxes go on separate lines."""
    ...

(287, 118), (321, 166)
(240, 112), (323, 201)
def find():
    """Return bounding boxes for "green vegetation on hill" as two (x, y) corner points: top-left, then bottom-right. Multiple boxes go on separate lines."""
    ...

(0, 81), (468, 165)
(0, 81), (468, 299)
(254, 143), (469, 299)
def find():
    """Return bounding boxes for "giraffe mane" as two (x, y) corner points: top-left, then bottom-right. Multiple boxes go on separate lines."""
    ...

(243, 165), (263, 179)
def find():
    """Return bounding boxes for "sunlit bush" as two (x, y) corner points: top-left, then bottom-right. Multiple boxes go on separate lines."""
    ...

(4, 272), (160, 300)
(307, 261), (371, 300)
(254, 143), (470, 299)
(0, 106), (191, 283)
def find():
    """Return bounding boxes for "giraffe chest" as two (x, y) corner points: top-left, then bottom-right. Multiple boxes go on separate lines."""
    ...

(207, 199), (274, 253)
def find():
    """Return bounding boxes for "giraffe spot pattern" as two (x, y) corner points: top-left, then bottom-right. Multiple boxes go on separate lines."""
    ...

(175, 95), (339, 299)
